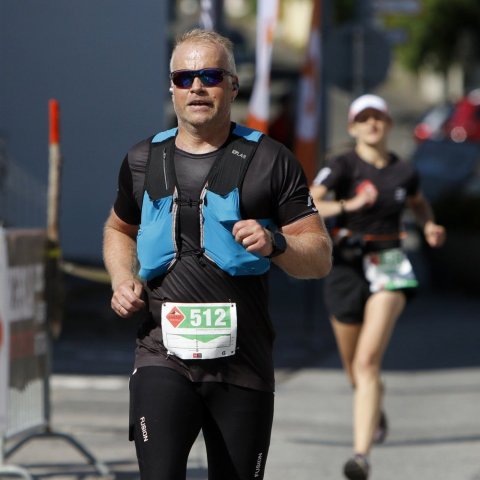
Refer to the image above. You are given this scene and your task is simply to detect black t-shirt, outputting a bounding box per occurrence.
[313,150,420,235]
[113,128,316,392]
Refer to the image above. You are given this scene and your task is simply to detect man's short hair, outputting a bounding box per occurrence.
[170,28,237,75]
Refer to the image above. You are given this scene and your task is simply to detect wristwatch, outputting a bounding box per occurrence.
[267,231,287,258]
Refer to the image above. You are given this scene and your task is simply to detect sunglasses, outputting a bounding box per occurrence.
[354,110,389,123]
[170,68,233,89]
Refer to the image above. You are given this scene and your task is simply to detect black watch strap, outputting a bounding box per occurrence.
[267,231,287,258]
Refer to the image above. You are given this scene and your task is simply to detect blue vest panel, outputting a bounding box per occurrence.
[202,188,272,276]
[137,191,177,281]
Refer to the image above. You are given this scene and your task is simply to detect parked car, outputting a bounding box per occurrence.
[413,102,454,142]
[443,89,480,143]
[410,139,480,293]
[411,139,480,201]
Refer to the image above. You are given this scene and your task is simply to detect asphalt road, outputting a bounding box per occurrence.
[3,265,480,480]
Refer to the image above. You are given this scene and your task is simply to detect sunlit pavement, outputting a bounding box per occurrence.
[4,267,480,480]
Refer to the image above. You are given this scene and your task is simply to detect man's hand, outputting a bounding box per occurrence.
[111,278,146,318]
[232,219,273,257]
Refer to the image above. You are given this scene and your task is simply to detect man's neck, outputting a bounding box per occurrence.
[176,121,232,154]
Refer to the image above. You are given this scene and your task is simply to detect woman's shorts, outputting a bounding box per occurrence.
[323,261,415,325]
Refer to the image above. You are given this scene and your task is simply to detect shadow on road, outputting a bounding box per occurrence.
[53,263,480,376]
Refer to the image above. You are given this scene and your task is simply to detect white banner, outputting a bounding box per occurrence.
[0,228,10,433]
[246,0,279,133]
[199,0,215,30]
[294,0,322,184]
[0,228,47,440]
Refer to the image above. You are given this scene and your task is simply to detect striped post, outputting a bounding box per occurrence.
[46,99,64,339]
[47,99,62,246]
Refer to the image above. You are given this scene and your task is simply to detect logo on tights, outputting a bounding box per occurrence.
[254,452,263,478]
[140,416,148,442]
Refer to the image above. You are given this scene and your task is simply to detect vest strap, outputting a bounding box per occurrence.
[145,135,177,200]
[144,123,263,200]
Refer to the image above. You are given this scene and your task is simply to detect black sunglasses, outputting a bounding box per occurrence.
[354,110,389,123]
[170,68,233,88]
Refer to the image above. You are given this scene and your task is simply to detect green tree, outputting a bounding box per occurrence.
[385,0,480,77]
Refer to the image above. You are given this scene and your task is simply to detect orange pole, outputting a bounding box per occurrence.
[47,99,62,245]
[49,99,60,145]
[46,99,64,339]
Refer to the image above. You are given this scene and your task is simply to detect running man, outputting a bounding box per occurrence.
[103,29,332,480]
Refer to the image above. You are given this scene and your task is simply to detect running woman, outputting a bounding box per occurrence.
[310,94,446,480]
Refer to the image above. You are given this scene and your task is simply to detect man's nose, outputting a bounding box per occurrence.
[190,76,205,90]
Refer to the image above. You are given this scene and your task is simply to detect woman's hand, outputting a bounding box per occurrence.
[344,180,378,212]
[424,221,446,248]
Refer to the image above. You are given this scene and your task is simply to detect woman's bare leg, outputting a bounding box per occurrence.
[352,290,405,454]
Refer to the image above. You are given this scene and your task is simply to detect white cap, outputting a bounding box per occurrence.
[348,94,390,122]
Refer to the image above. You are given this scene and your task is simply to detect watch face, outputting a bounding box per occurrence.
[271,232,287,257]
[275,232,287,250]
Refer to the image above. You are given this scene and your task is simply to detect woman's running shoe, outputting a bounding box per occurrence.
[373,410,388,444]
[343,454,370,480]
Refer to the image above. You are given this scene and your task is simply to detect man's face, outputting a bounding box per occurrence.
[170,41,237,130]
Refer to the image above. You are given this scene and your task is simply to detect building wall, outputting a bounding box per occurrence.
[0,0,169,261]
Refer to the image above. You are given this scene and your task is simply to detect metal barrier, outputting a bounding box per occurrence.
[0,227,111,479]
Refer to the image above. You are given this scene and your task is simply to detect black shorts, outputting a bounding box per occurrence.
[129,366,274,480]
[323,261,414,325]
[323,261,371,324]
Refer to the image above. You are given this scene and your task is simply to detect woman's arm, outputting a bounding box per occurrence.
[407,192,446,248]
[310,183,378,219]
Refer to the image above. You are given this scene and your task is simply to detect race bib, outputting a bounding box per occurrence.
[161,302,237,360]
[363,248,418,293]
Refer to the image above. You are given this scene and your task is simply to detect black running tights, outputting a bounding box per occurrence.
[129,366,274,480]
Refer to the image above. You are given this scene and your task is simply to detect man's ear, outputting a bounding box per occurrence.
[231,78,239,101]
[232,76,239,91]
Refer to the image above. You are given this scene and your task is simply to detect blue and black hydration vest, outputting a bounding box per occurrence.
[137,124,276,281]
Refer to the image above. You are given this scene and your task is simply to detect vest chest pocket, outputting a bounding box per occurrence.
[137,193,177,280]
[202,189,273,276]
